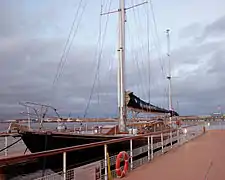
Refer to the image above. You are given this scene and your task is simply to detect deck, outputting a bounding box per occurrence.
[120,130,225,180]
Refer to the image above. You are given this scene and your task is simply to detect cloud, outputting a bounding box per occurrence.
[1,1,225,120]
[0,35,121,119]
[179,23,203,39]
[179,15,225,43]
[201,15,225,40]
[170,42,225,115]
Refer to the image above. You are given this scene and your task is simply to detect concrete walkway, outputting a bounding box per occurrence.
[122,130,225,180]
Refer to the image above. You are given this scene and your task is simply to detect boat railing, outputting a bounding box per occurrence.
[0,125,205,180]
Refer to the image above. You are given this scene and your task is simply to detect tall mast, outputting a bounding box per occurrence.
[101,0,146,132]
[166,29,173,120]
[118,0,126,132]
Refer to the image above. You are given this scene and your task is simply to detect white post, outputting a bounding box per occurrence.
[4,136,8,156]
[104,144,108,180]
[147,136,150,161]
[27,107,31,130]
[151,135,153,160]
[170,130,172,148]
[177,128,180,144]
[85,123,88,132]
[130,139,133,169]
[63,152,66,180]
[161,133,164,154]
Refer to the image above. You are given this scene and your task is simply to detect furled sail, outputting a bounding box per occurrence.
[125,91,179,116]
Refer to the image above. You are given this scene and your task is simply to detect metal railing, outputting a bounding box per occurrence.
[0,125,204,180]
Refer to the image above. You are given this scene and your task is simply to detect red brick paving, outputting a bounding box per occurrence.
[120,130,225,180]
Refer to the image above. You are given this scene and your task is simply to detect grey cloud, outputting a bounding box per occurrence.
[180,15,225,43]
[202,15,225,39]
[170,42,225,115]
[0,35,120,119]
[179,23,203,39]
[153,14,225,115]
[0,0,77,38]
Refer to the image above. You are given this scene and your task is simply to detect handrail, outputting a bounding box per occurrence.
[0,126,191,166]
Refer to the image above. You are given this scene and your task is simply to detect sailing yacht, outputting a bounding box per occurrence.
[15,0,179,172]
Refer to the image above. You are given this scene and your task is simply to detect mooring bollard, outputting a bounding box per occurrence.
[203,126,206,133]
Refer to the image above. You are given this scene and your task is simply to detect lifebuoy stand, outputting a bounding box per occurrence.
[115,151,129,178]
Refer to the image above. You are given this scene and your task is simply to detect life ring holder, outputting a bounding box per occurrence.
[115,151,129,178]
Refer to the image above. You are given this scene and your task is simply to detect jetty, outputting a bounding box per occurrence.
[119,130,225,180]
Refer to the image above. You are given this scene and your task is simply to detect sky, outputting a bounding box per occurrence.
[0,0,225,120]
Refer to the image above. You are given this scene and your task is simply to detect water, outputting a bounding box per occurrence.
[0,122,10,132]
[0,136,27,157]
[205,120,225,130]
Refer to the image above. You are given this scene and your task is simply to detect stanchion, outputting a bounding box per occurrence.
[104,144,108,180]
[161,133,164,154]
[177,129,180,144]
[147,136,150,161]
[4,137,8,157]
[130,139,133,170]
[63,152,66,180]
[151,135,153,160]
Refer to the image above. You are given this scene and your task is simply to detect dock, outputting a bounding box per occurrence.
[121,130,225,180]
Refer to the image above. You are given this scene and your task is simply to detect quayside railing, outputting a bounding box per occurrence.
[0,125,204,180]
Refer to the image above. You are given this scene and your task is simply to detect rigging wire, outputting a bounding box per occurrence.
[136,0,150,101]
[97,4,103,108]
[54,1,88,86]
[144,0,168,109]
[146,0,151,105]
[52,0,84,87]
[135,0,151,101]
[126,22,145,98]
[0,138,22,153]
[130,0,148,100]
[96,0,111,108]
[83,0,112,118]
[149,0,166,78]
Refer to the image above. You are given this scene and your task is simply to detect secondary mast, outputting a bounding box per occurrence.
[166,29,173,122]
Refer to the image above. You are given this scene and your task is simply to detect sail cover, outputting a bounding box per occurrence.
[125,91,179,116]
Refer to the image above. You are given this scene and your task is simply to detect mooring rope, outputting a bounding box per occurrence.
[0,138,22,153]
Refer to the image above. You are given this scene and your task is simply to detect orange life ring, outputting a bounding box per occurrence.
[115,151,129,178]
